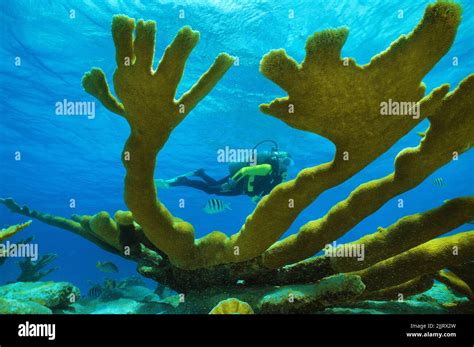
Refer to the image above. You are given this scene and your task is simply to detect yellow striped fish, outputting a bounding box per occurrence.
[203,199,231,214]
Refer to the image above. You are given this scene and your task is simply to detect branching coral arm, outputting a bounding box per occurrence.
[331,196,474,273]
[367,1,462,84]
[263,75,474,268]
[353,231,474,291]
[82,69,125,117]
[82,16,234,267]
[0,197,122,256]
[178,53,235,113]
[0,220,31,242]
[223,1,462,265]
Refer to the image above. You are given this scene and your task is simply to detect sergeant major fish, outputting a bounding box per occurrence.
[432,177,445,187]
[203,199,231,214]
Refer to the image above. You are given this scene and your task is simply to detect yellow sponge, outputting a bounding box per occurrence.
[209,298,254,314]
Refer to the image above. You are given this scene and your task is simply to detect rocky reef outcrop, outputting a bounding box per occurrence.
[0,281,80,314]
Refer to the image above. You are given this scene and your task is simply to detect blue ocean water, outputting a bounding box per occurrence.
[0,0,473,294]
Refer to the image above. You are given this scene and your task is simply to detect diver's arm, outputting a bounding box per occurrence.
[231,164,272,182]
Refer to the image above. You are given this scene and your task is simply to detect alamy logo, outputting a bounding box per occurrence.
[55,98,95,119]
[380,99,420,119]
[323,241,365,261]
[18,321,56,341]
[217,146,257,166]
[0,241,38,261]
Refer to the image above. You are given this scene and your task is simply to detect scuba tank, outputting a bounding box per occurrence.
[228,140,279,175]
[228,151,273,176]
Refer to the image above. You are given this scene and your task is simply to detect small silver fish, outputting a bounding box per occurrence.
[203,199,231,214]
[432,177,445,187]
[96,261,119,273]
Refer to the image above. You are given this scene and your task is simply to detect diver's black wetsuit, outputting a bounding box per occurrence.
[169,166,283,198]
[171,171,237,196]
[163,149,293,200]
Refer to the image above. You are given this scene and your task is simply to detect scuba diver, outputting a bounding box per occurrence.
[155,141,294,203]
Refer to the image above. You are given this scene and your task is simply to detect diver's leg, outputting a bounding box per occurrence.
[168,177,222,194]
[193,169,222,185]
[170,176,242,196]
[155,171,199,189]
[157,171,237,195]
[215,175,232,185]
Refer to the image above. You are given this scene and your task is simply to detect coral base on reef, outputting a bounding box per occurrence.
[1,279,470,315]
[0,282,79,314]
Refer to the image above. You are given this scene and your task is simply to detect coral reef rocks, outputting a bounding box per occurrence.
[0,281,80,309]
